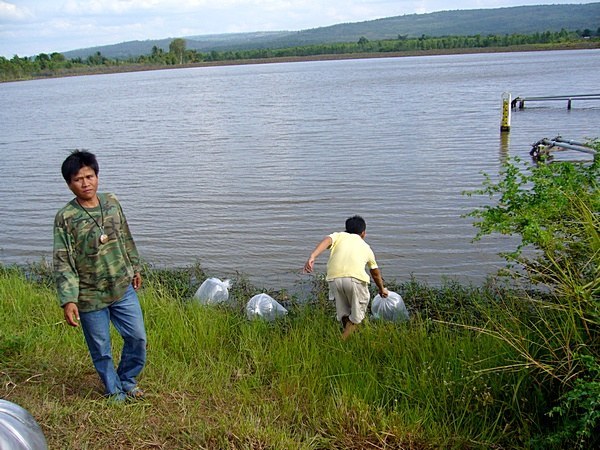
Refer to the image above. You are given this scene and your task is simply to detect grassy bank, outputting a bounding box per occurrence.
[2,264,552,449]
[2,152,597,449]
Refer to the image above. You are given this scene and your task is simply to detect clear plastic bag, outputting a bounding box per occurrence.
[0,399,48,450]
[193,277,231,305]
[246,293,288,321]
[371,291,409,322]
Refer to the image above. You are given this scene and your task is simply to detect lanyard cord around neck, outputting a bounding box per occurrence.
[76,197,105,233]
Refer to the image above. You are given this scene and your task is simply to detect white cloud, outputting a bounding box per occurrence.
[0,1,597,57]
[0,1,31,21]
[62,0,157,15]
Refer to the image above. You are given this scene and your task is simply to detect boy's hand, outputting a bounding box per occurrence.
[304,237,332,273]
[379,288,389,298]
[303,257,315,273]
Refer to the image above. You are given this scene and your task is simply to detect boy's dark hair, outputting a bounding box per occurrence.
[345,215,366,235]
[61,150,99,183]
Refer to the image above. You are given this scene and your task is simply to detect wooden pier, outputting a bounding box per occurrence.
[511,93,600,110]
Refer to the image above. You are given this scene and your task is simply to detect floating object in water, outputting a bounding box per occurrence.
[530,136,596,161]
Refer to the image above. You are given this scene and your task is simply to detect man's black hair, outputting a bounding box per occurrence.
[345,215,366,235]
[61,150,99,183]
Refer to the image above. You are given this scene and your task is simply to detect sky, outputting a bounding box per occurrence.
[0,1,597,58]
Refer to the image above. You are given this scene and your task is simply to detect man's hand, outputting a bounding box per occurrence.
[63,302,80,327]
[132,272,142,290]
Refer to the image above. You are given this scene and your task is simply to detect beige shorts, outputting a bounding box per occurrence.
[328,277,370,324]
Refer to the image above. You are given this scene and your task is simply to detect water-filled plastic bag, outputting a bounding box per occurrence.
[371,291,409,322]
[194,277,231,304]
[246,293,288,321]
[0,399,48,450]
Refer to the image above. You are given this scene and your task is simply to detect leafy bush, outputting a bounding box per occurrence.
[465,147,599,447]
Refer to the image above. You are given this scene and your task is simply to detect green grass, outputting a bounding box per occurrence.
[0,265,556,449]
[6,151,596,448]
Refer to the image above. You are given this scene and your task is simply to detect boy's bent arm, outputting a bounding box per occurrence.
[370,268,388,297]
[304,236,333,273]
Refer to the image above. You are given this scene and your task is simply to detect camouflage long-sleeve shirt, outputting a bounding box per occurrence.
[53,192,141,312]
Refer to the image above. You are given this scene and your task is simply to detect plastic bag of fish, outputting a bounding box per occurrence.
[246,293,287,321]
[193,277,231,305]
[371,291,409,322]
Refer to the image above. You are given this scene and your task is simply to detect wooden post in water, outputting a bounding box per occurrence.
[500,92,511,132]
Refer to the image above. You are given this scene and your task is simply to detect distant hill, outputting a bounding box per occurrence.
[63,3,600,59]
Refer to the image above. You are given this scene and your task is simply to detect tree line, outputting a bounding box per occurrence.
[1,29,598,82]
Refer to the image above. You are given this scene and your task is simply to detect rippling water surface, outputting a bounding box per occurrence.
[1,49,599,289]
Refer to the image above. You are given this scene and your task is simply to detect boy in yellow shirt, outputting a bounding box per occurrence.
[304,215,388,339]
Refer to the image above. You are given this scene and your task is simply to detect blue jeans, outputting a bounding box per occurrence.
[79,285,147,397]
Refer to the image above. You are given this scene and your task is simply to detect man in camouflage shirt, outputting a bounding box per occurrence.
[53,150,146,402]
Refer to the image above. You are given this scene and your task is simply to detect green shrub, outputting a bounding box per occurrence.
[465,147,599,447]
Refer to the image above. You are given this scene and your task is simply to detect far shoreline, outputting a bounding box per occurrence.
[5,41,599,83]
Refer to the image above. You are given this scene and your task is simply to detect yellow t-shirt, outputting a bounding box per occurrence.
[326,232,378,283]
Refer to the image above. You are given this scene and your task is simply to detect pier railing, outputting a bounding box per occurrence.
[511,93,600,110]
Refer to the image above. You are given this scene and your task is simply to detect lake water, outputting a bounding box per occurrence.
[1,49,599,291]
